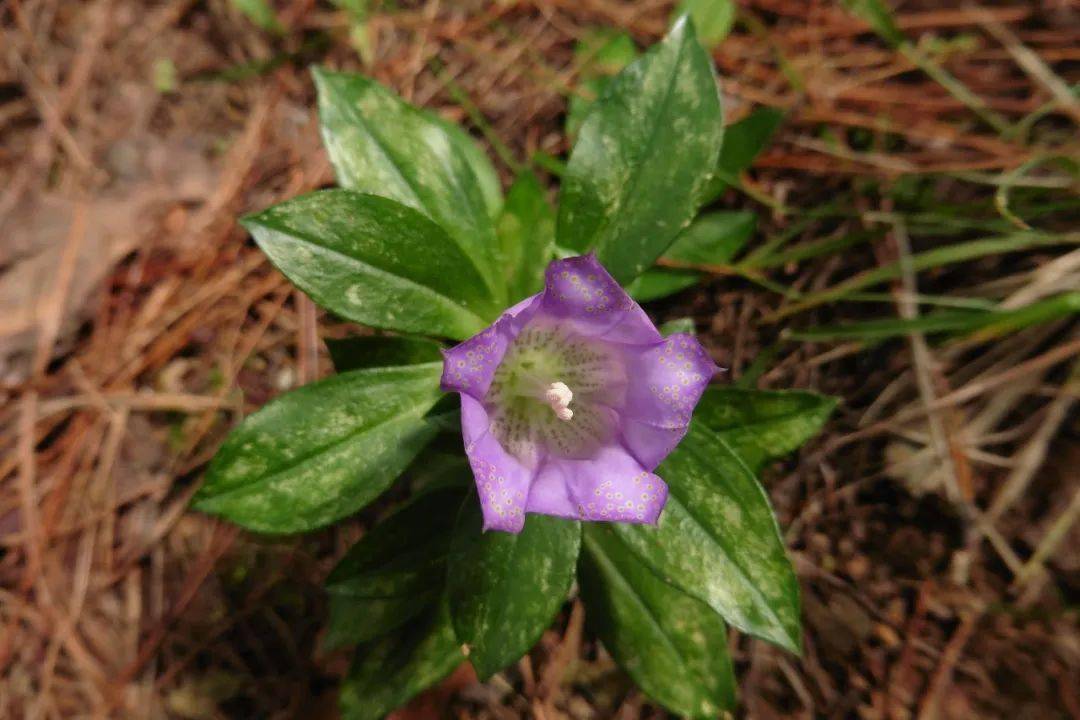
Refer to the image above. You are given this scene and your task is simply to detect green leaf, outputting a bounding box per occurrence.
[694,387,837,471]
[152,58,178,93]
[565,80,604,142]
[330,0,369,17]
[406,445,471,492]
[612,423,802,652]
[420,394,462,435]
[674,0,736,48]
[580,526,736,717]
[438,118,503,221]
[313,68,504,303]
[719,107,784,180]
[193,364,442,533]
[497,171,555,302]
[577,28,639,73]
[325,485,465,648]
[447,504,581,679]
[665,210,756,265]
[702,106,784,201]
[787,293,1080,343]
[326,335,444,373]
[231,0,284,34]
[769,230,1078,321]
[625,211,753,302]
[842,0,905,47]
[243,190,499,340]
[658,317,697,337]
[339,601,464,720]
[626,269,699,302]
[565,31,639,139]
[557,17,724,284]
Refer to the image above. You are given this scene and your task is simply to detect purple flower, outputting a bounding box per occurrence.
[441,255,720,533]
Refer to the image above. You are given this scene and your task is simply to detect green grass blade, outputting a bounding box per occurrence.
[765,231,1079,322]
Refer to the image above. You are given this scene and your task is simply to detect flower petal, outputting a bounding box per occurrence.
[440,294,541,401]
[540,254,661,345]
[461,396,535,532]
[618,419,688,473]
[617,333,718,469]
[536,445,669,525]
[523,459,577,520]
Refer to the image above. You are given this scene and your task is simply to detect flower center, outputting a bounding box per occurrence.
[497,359,577,421]
[484,321,626,464]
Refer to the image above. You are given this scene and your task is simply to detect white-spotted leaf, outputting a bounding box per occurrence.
[193,364,443,533]
[557,17,724,284]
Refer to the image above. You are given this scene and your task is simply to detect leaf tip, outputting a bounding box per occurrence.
[237,213,261,233]
[782,626,805,657]
[188,490,219,516]
[669,11,694,38]
[310,65,354,99]
[309,64,334,84]
[468,656,501,683]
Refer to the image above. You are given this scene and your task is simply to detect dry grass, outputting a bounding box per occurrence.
[1,0,1078,718]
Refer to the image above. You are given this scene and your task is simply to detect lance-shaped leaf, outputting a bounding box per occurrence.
[339,601,465,720]
[665,210,756,265]
[718,107,784,181]
[313,68,504,303]
[658,317,696,337]
[565,30,639,139]
[193,364,442,533]
[580,525,736,718]
[626,210,755,302]
[447,504,581,679]
[438,119,504,222]
[557,16,724,284]
[406,446,472,493]
[626,268,699,302]
[497,171,556,303]
[674,0,736,49]
[232,0,284,34]
[612,422,801,652]
[694,387,837,471]
[243,190,500,340]
[701,106,784,202]
[325,484,465,648]
[326,335,444,373]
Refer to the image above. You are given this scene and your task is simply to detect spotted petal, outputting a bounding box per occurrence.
[536,446,669,524]
[460,396,535,532]
[618,334,719,469]
[440,295,542,401]
[540,255,661,345]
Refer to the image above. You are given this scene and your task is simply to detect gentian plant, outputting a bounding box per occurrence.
[194,17,835,718]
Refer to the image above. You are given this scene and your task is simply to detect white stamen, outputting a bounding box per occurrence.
[544,381,574,421]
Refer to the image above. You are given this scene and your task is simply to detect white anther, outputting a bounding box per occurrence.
[544,381,574,421]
